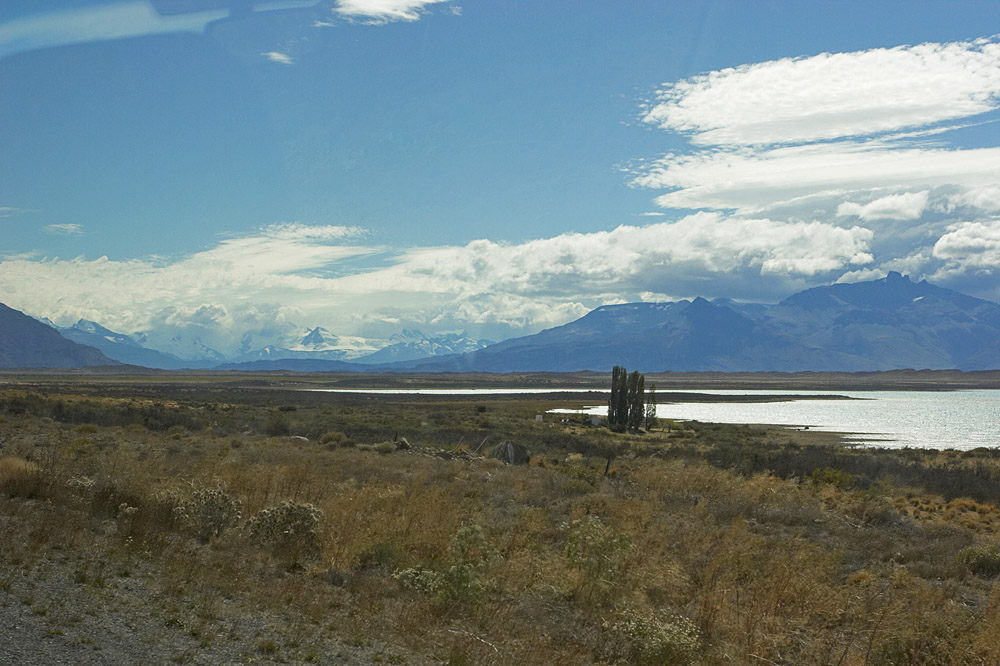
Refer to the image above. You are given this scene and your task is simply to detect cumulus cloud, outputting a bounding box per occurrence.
[334,0,453,24]
[948,186,1000,212]
[933,220,1000,268]
[837,191,930,221]
[346,214,873,298]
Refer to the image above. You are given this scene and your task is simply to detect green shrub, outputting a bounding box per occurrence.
[374,441,397,455]
[262,413,291,437]
[394,524,499,605]
[358,540,402,569]
[560,463,602,488]
[958,545,1000,577]
[320,431,354,448]
[448,524,499,567]
[808,466,856,489]
[562,516,633,604]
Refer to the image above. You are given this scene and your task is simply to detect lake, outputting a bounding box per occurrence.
[304,388,602,395]
[552,389,1000,450]
[304,387,998,450]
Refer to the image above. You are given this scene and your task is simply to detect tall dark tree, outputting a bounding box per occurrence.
[608,365,630,427]
[609,366,649,431]
[626,370,644,431]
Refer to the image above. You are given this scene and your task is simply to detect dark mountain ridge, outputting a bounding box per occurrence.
[0,304,118,369]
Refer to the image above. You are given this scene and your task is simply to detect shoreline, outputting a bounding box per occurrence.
[2,367,999,392]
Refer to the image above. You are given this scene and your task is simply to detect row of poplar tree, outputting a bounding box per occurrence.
[607,365,657,431]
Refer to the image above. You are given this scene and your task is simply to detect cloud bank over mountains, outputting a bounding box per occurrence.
[2,35,998,353]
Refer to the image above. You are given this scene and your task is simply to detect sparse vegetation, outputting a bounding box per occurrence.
[1,375,1000,664]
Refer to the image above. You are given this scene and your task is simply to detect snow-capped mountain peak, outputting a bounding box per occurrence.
[297,326,340,350]
[71,319,138,347]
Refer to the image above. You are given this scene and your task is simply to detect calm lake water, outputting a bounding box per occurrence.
[305,388,601,395]
[305,387,998,450]
[554,390,1000,450]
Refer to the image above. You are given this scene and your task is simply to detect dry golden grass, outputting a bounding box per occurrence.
[2,383,1000,665]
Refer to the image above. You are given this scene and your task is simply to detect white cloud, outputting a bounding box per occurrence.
[0,223,378,340]
[932,220,1000,268]
[0,251,38,261]
[948,186,1000,212]
[631,36,1000,305]
[837,190,930,221]
[262,51,294,65]
[0,206,34,218]
[0,215,876,353]
[259,222,364,240]
[42,223,84,234]
[924,220,1000,301]
[633,142,1000,214]
[333,0,452,24]
[836,267,894,284]
[642,38,1000,146]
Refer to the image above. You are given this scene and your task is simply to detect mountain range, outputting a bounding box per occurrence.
[59,320,193,369]
[396,272,1000,373]
[1,272,997,371]
[0,304,117,369]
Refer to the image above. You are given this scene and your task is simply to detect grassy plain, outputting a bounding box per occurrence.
[1,371,999,665]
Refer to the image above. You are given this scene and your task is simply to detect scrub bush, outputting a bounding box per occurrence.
[176,487,242,544]
[245,500,324,564]
[605,608,699,666]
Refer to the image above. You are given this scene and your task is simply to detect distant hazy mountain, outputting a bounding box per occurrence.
[231,326,381,363]
[213,358,366,372]
[401,273,1000,373]
[217,330,491,371]
[130,330,226,364]
[0,304,118,369]
[58,320,193,369]
[353,330,493,364]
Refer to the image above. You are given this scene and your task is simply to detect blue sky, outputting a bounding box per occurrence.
[1,1,999,356]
